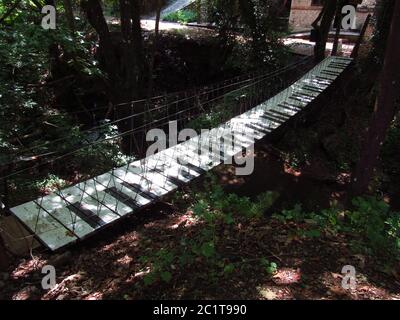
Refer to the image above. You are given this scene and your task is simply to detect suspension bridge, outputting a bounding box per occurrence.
[160,0,196,17]
[6,56,352,251]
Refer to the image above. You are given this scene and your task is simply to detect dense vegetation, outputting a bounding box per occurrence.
[0,0,399,300]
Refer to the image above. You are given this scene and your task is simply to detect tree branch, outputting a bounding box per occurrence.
[0,0,22,24]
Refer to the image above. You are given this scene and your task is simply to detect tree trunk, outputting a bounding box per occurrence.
[331,1,345,56]
[147,0,162,98]
[351,0,400,196]
[238,0,266,63]
[129,0,146,98]
[312,0,338,62]
[62,0,75,33]
[81,0,120,95]
[81,0,146,154]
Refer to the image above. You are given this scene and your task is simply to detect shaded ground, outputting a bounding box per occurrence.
[1,143,399,300]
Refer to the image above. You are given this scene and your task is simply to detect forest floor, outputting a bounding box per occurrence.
[1,145,399,300]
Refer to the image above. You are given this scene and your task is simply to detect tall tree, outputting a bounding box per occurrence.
[80,0,145,103]
[351,0,400,196]
[312,0,338,62]
[331,0,347,56]
[62,0,75,33]
[238,0,281,67]
[80,0,146,153]
[147,0,162,98]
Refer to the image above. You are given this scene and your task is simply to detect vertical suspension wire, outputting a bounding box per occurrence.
[129,102,134,159]
[56,185,77,232]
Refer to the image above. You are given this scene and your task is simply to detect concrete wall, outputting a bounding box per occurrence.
[289,0,376,31]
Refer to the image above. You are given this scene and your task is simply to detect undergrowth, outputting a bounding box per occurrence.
[138,173,280,286]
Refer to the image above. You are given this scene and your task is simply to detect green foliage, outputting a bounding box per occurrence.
[187,100,236,131]
[260,258,278,275]
[71,122,130,175]
[194,173,279,220]
[6,173,68,205]
[273,197,400,262]
[207,0,290,71]
[140,248,175,285]
[0,6,117,205]
[348,197,399,255]
[0,7,101,154]
[381,121,400,189]
[163,9,198,24]
[187,87,256,132]
[32,174,67,193]
[223,263,235,275]
[139,173,279,286]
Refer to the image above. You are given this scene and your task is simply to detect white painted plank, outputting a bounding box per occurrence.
[75,179,134,216]
[37,194,95,238]
[113,167,172,197]
[95,173,152,207]
[11,202,78,250]
[60,184,124,222]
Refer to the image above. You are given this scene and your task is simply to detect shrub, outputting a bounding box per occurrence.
[163,9,198,24]
[273,197,400,262]
[138,173,280,286]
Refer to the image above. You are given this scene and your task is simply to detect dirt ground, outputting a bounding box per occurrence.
[1,142,399,300]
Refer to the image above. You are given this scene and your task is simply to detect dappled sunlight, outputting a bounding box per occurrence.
[116,254,134,266]
[10,258,46,280]
[144,211,200,230]
[125,268,151,285]
[257,285,294,300]
[141,19,189,31]
[272,268,302,285]
[100,232,141,253]
[283,163,302,177]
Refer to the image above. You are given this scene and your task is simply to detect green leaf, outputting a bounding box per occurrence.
[223,263,235,274]
[260,258,270,266]
[201,242,215,258]
[143,273,157,286]
[266,262,278,275]
[305,229,321,238]
[160,271,172,283]
[224,214,234,225]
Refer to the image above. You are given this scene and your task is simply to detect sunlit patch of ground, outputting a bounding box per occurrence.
[141,19,189,31]
[2,183,399,300]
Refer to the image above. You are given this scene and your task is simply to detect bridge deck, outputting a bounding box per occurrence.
[10,56,352,251]
[161,0,196,16]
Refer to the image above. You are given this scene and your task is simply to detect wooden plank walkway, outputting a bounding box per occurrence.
[10,56,352,251]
